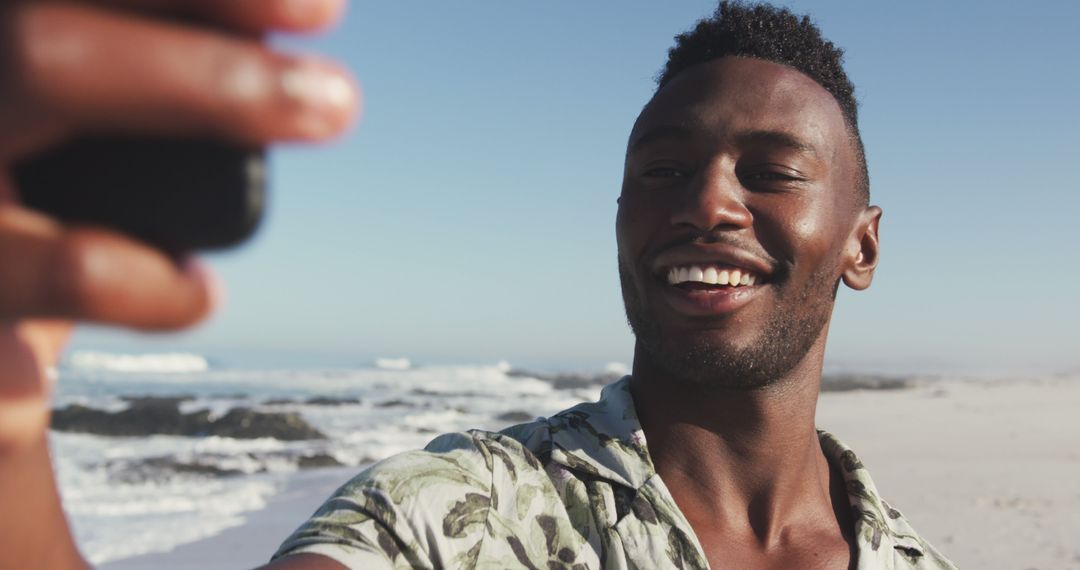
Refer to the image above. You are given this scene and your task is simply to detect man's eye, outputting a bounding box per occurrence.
[744,171,797,181]
[642,167,686,178]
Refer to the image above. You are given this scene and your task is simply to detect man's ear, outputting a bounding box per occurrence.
[841,206,882,291]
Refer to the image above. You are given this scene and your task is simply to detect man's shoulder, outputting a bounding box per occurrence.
[271,381,640,567]
[356,421,555,493]
[356,379,635,493]
[270,421,564,567]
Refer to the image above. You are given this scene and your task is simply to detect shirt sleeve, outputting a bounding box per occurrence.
[271,432,496,570]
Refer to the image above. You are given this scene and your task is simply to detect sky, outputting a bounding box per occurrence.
[73,1,1080,375]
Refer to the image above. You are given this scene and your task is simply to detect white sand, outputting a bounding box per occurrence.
[100,375,1080,569]
[817,375,1080,569]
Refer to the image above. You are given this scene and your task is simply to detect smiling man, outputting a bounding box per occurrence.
[265,3,956,570]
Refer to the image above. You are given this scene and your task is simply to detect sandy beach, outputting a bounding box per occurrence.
[98,466,361,570]
[817,374,1080,569]
[99,374,1080,569]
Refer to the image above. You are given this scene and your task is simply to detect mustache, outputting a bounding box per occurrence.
[647,230,781,273]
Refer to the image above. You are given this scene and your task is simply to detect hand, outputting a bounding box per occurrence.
[0,1,359,567]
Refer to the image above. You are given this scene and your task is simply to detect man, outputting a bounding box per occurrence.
[0,2,954,570]
[267,3,955,569]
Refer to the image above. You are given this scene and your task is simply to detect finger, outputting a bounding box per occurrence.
[2,3,360,148]
[92,0,349,34]
[0,205,220,329]
[0,323,49,430]
[0,321,71,453]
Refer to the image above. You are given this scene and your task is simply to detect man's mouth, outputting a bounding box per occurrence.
[664,264,760,288]
[642,242,775,316]
[653,263,766,317]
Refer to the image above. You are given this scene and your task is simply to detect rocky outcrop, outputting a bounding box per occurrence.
[508,369,621,390]
[304,396,362,406]
[262,396,362,406]
[297,453,344,469]
[51,399,326,440]
[496,410,535,423]
[208,408,326,440]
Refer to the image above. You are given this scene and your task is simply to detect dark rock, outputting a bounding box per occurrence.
[205,408,326,440]
[409,388,484,398]
[305,396,362,406]
[51,404,326,440]
[375,399,413,408]
[51,403,209,437]
[107,456,244,483]
[297,453,344,469]
[262,398,300,406]
[120,395,196,408]
[265,396,361,406]
[821,374,914,392]
[409,388,441,397]
[508,369,620,390]
[496,410,535,423]
[549,373,617,390]
[209,393,250,400]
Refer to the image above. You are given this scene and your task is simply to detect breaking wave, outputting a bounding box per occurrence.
[65,351,210,374]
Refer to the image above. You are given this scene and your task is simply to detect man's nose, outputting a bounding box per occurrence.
[669,166,752,231]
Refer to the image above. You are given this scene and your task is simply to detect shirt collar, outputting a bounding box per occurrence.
[546,376,932,564]
[547,376,655,489]
[819,430,929,563]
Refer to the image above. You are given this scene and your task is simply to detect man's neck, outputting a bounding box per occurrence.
[629,340,847,548]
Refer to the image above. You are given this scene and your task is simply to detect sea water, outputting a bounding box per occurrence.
[52,351,616,564]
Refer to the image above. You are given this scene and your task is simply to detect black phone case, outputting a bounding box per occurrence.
[13,136,267,254]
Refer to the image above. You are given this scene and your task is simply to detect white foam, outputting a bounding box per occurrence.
[52,433,281,564]
[375,357,411,370]
[66,351,210,374]
[604,361,630,376]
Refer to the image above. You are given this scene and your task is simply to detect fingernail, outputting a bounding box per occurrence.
[280,60,358,138]
[281,61,356,111]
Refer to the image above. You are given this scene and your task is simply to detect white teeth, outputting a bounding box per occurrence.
[664,265,761,287]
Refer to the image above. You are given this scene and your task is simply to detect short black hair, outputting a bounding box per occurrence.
[658,1,869,202]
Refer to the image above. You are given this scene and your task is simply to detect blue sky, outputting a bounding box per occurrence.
[74,1,1080,374]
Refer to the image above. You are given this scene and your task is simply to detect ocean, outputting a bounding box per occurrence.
[51,351,619,564]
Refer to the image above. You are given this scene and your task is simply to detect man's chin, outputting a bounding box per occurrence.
[641,336,783,391]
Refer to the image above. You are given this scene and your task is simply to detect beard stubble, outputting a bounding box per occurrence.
[618,258,837,391]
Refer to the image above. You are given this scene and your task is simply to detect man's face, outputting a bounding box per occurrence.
[617,56,872,390]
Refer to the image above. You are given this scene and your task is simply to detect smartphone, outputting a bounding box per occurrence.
[13,136,267,254]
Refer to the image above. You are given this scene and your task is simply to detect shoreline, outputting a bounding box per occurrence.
[99,375,1080,569]
[99,465,363,570]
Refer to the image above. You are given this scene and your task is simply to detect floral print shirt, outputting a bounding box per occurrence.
[273,377,956,569]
